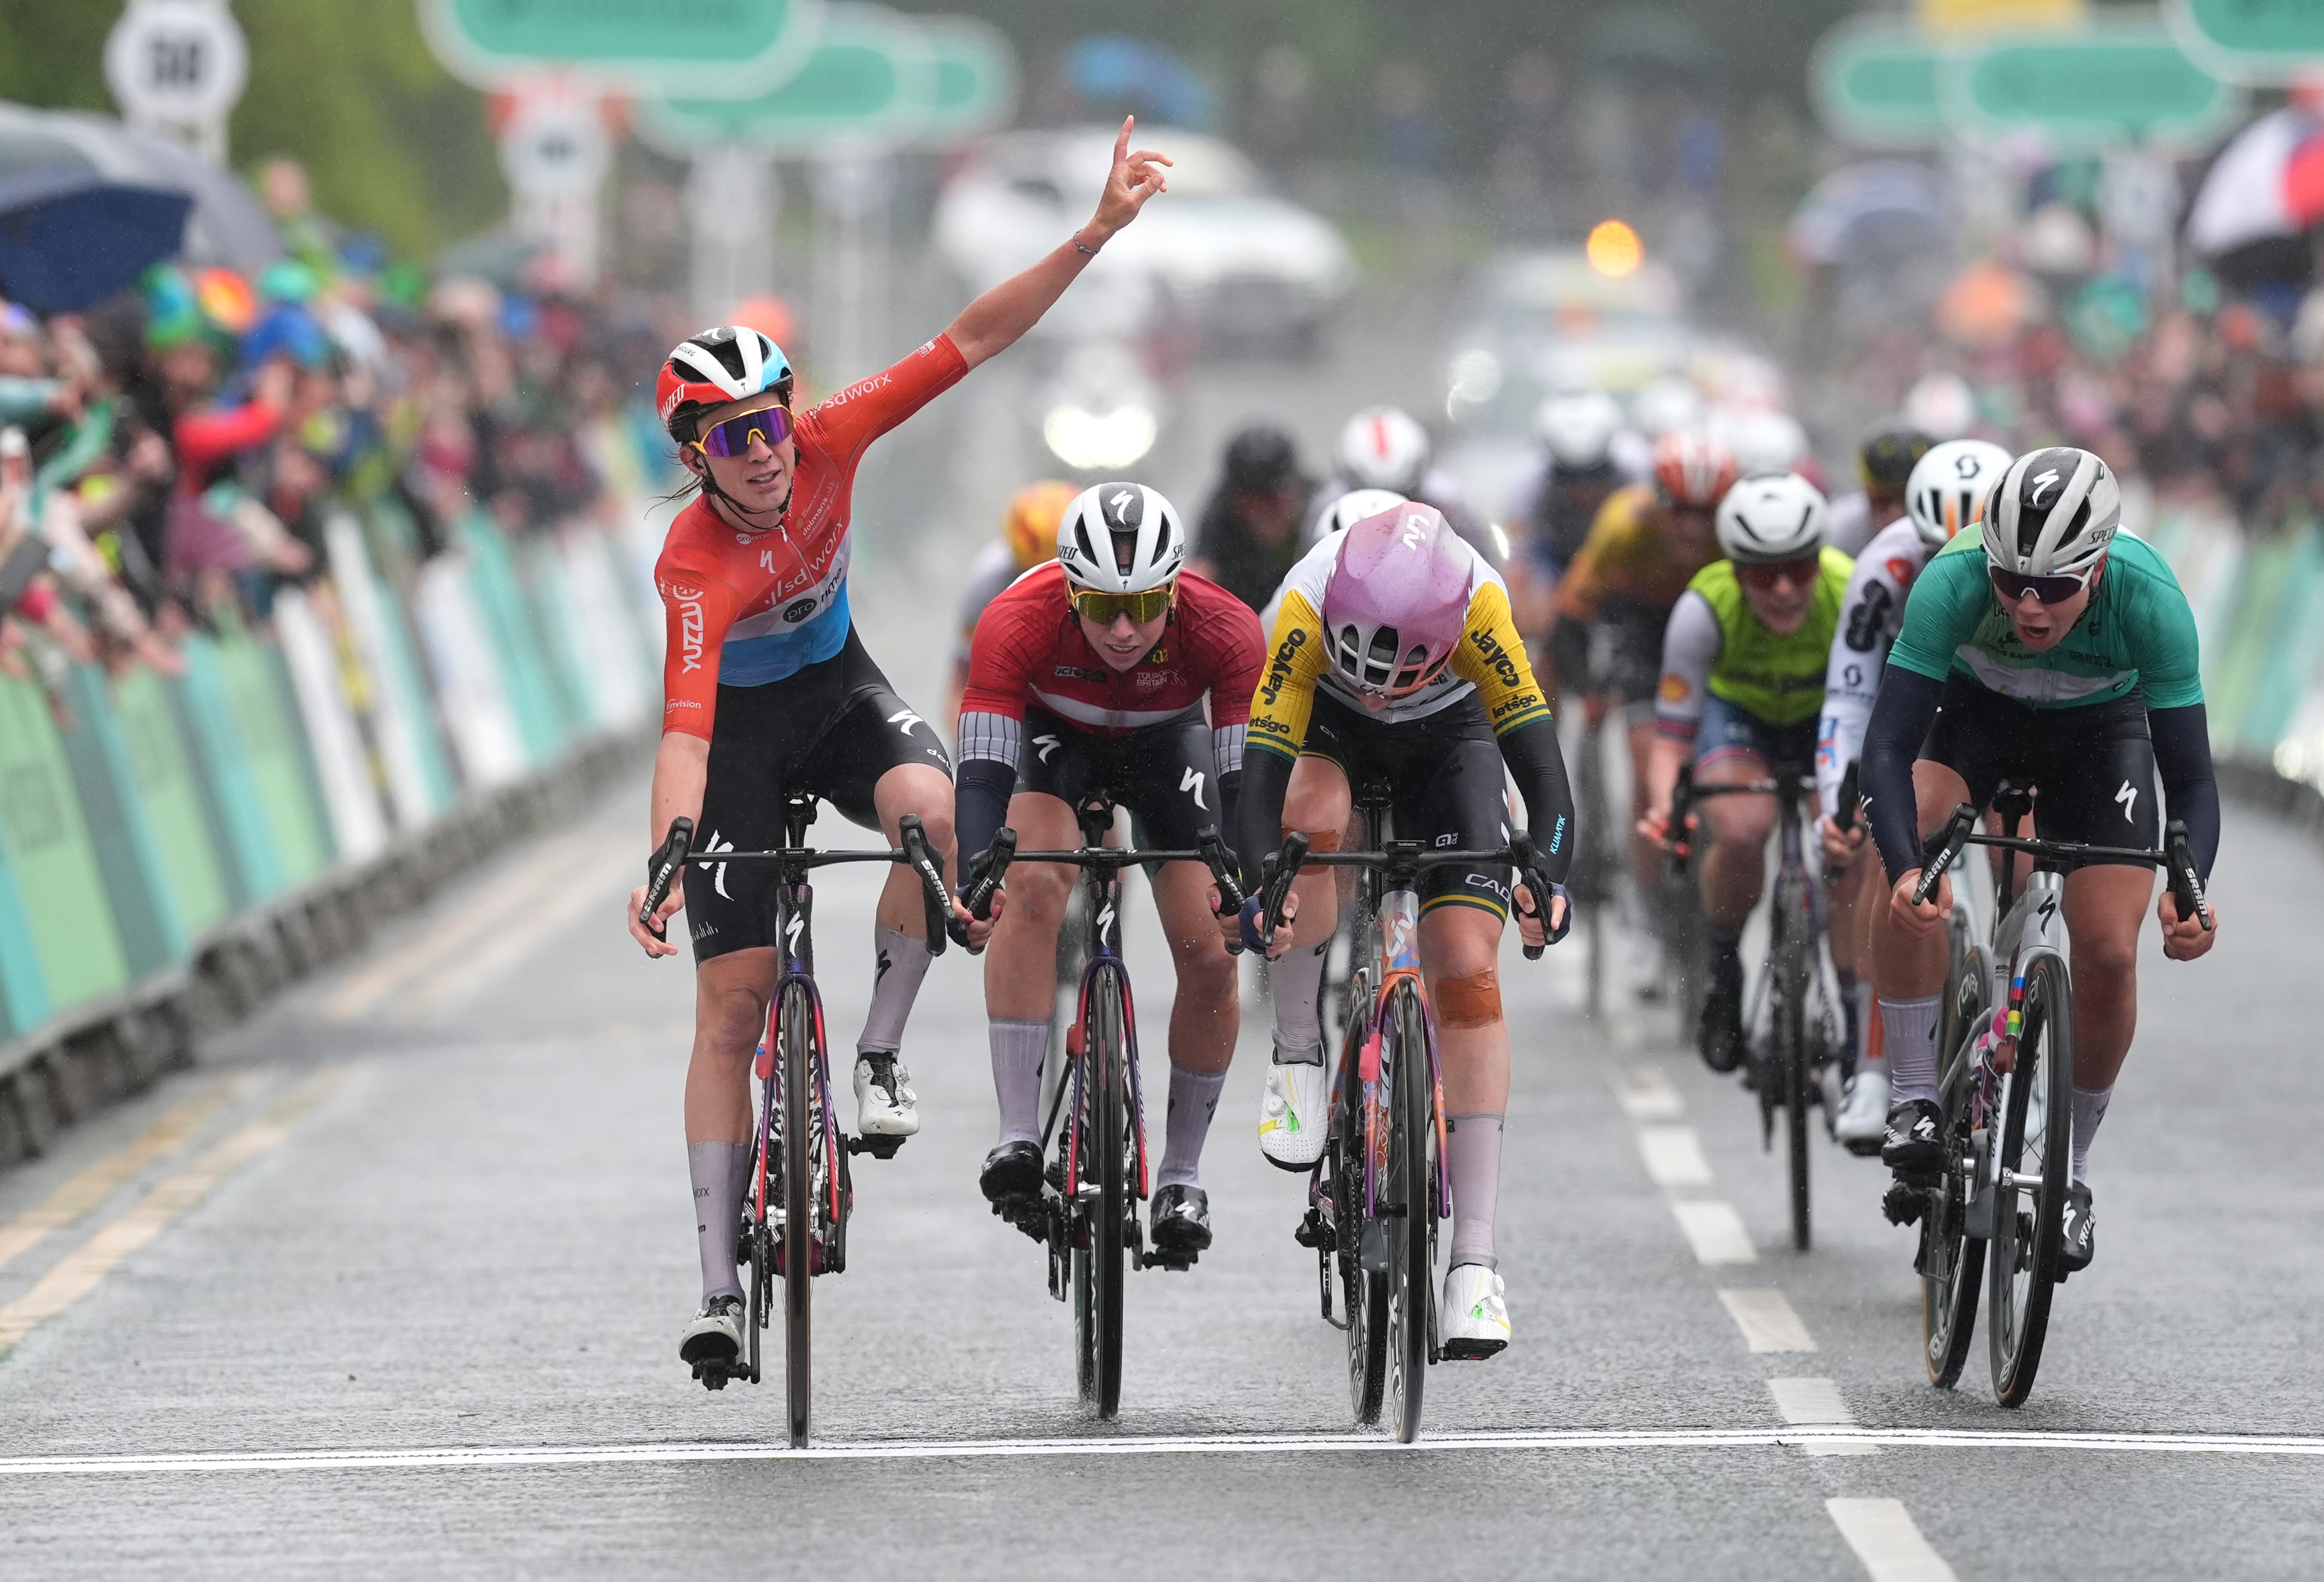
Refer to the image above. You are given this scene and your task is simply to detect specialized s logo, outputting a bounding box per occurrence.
[1181,767,1207,809]
[1467,626,1522,692]
[1258,628,1307,708]
[1106,487,1143,528]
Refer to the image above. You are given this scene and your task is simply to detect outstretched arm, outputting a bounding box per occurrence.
[944,117,1170,369]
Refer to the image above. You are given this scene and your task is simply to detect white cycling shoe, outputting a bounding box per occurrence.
[678,1294,745,1367]
[1258,1056,1329,1170]
[1835,1065,1890,1156]
[854,1052,919,1137]
[1441,1264,1511,1360]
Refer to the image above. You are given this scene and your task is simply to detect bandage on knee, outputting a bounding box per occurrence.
[1435,968,1502,1029]
[1285,823,1340,876]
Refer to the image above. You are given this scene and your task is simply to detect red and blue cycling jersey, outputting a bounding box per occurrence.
[654,334,968,738]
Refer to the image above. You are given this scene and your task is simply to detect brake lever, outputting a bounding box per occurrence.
[897,813,952,956]
[1256,832,1309,949]
[1197,826,1247,955]
[2164,819,2213,933]
[639,816,695,942]
[1510,832,1561,960]
[1913,803,1978,908]
[955,829,1016,956]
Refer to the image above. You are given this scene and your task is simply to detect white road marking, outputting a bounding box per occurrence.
[1718,1289,1815,1352]
[1770,1378,1879,1457]
[0,1074,251,1275]
[3,1426,2322,1476]
[1827,1498,1958,1581]
[1612,1064,1681,1119]
[1670,1199,1758,1264]
[1637,1125,1712,1186]
[0,1069,353,1360]
[395,844,638,1018]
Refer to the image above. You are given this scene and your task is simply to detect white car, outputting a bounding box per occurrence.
[934,124,1355,353]
[1441,249,1691,432]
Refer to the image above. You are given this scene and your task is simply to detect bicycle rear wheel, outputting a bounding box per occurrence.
[777,979,818,1447]
[1988,953,2071,1407]
[1071,967,1130,1417]
[1773,880,1814,1252]
[1383,982,1439,1443]
[1921,947,1989,1389]
[1327,991,1386,1425]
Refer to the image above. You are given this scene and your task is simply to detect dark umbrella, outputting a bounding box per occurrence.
[0,102,281,273]
[0,165,190,313]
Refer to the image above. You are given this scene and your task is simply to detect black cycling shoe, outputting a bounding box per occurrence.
[1149,1183,1212,1258]
[980,1139,1044,1205]
[2057,1180,2095,1277]
[1697,950,1746,1074]
[1880,1098,1944,1179]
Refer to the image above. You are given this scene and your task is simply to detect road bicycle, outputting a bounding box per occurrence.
[969,800,1244,1419]
[1898,784,2209,1407]
[1564,706,1616,1019]
[1267,789,1563,1443]
[638,798,976,1446]
[1667,759,1845,1252]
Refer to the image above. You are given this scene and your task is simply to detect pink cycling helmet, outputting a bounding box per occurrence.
[1320,502,1473,697]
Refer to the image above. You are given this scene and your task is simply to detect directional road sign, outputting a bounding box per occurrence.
[1813,18,1948,150]
[2168,0,2324,83]
[638,3,938,155]
[1943,22,2242,151]
[420,0,825,97]
[916,16,1020,145]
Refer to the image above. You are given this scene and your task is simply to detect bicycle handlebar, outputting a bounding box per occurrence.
[1252,832,1566,958]
[640,816,968,958]
[960,826,1253,953]
[1910,801,2214,932]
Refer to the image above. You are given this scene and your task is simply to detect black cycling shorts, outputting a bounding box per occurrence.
[1592,598,1669,707]
[1919,675,2158,864]
[1016,705,1223,852]
[685,629,953,962]
[1299,691,1513,919]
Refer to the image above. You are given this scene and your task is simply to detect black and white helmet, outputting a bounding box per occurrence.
[1056,482,1185,594]
[1982,446,2120,578]
[1715,472,1828,564]
[1904,439,2013,552]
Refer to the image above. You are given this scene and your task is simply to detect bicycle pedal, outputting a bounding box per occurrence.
[1293,1208,1335,1251]
[1141,1249,1199,1272]
[846,1134,905,1160]
[1881,1180,1926,1227]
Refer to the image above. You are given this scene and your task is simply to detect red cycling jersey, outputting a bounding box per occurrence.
[655,333,969,738]
[959,561,1262,737]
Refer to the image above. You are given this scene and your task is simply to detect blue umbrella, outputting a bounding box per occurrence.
[0,164,191,313]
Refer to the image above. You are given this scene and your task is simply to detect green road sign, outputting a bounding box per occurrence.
[2170,0,2324,81]
[640,2,937,153]
[917,16,1019,145]
[1813,19,1948,150]
[1944,23,2241,151]
[420,0,825,96]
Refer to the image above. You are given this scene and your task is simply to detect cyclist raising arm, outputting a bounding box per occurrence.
[629,118,1170,1375]
[1863,447,2220,1276]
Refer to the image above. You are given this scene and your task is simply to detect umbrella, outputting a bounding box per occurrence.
[2185,107,2324,259]
[1787,161,1949,268]
[0,101,280,272]
[0,165,190,313]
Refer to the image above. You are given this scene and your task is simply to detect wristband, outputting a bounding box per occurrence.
[1072,230,1098,256]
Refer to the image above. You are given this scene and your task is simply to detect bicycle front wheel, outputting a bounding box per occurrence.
[1383,982,1439,1443]
[1921,945,1988,1389]
[1327,988,1386,1425]
[1071,966,1130,1417]
[1988,953,2072,1407]
[1773,884,1814,1253]
[777,979,818,1447]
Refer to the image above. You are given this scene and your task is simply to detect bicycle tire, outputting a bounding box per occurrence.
[1988,952,2072,1407]
[1774,876,1814,1253]
[1329,984,1386,1424]
[1071,967,1130,1417]
[778,979,816,1447]
[1383,982,1438,1443]
[1921,946,1989,1389]
[745,1068,774,1389]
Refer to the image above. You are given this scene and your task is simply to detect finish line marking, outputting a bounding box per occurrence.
[4,1426,2323,1476]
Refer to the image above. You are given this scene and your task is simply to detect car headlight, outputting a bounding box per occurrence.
[1042,403,1159,472]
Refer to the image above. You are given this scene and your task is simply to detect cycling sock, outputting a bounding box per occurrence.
[1270,941,1329,1063]
[989,1018,1047,1145]
[856,923,931,1058]
[1882,994,1941,1104]
[1157,1064,1229,1189]
[2070,1083,2113,1183]
[1446,1113,1504,1270]
[1852,977,1877,1073]
[689,1140,751,1304]
[1835,968,1862,1073]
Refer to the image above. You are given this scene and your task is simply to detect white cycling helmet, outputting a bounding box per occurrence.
[1535,389,1623,469]
[1630,375,1703,438]
[1337,406,1431,494]
[1982,446,2120,579]
[1310,487,1407,545]
[1056,481,1186,593]
[1904,439,2013,552]
[1716,472,1829,565]
[1726,410,1810,478]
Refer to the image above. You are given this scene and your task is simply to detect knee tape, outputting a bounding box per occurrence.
[1285,823,1340,876]
[1436,968,1502,1030]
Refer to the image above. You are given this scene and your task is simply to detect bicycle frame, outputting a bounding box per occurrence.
[1342,800,1452,1229]
[1057,804,1151,1221]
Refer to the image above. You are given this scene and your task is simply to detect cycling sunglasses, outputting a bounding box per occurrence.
[1989,565,2092,606]
[1736,555,1821,591]
[1069,586,1174,624]
[696,404,794,458]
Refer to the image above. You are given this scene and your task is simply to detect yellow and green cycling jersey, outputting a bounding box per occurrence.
[1654,548,1853,733]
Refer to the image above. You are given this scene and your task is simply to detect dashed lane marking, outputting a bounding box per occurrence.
[1718,1288,1816,1353]
[1611,1064,1681,1120]
[1770,1378,1880,1458]
[0,1074,252,1276]
[0,1068,354,1361]
[1827,1498,1958,1582]
[2,1426,2320,1475]
[1670,1199,1758,1264]
[1636,1125,1713,1186]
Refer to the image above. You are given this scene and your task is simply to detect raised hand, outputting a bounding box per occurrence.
[1089,115,1171,240]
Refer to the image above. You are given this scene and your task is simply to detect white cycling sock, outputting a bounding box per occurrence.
[2070,1083,2112,1184]
[1882,994,1941,1104]
[1447,1114,1504,1269]
[1270,941,1328,1062]
[1157,1065,1229,1189]
[989,1018,1047,1146]
[689,1140,751,1304]
[856,923,931,1057]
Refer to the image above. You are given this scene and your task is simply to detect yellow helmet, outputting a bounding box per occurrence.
[1005,479,1078,571]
